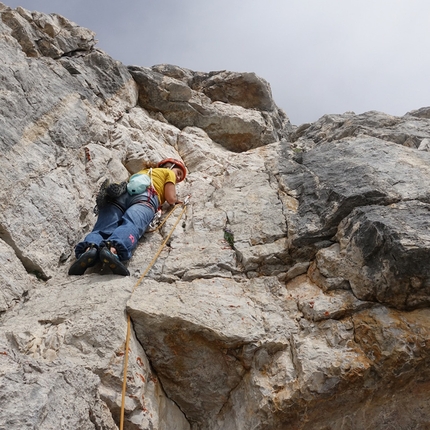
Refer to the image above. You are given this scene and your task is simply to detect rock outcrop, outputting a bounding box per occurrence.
[128,65,290,153]
[0,3,429,430]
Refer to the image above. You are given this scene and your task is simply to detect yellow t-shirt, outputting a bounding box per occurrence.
[137,168,176,204]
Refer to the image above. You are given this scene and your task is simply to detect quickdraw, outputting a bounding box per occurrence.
[147,194,191,232]
[148,208,163,230]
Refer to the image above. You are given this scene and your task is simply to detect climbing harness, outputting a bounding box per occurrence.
[119,195,190,430]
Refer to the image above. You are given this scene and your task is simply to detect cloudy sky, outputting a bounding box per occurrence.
[5,0,430,125]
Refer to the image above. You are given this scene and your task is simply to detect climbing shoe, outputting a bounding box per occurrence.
[100,246,130,276]
[68,245,98,276]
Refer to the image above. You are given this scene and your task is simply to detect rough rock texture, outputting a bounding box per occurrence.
[1,3,430,430]
[128,65,290,152]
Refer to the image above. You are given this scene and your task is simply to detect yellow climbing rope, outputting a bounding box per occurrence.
[119,197,190,430]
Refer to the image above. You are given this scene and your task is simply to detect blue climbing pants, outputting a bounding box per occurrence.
[75,191,159,261]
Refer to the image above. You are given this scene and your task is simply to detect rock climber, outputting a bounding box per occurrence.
[68,158,187,276]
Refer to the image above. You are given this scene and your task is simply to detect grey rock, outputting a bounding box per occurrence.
[128,65,291,152]
[0,239,37,312]
[336,200,430,310]
[1,5,96,58]
[127,277,297,427]
[0,341,117,430]
[0,276,189,429]
[406,106,430,119]
[280,137,430,255]
[310,199,430,311]
[190,70,276,111]
[0,8,137,280]
[291,110,430,150]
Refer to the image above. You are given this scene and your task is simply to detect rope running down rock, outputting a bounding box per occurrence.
[119,196,190,430]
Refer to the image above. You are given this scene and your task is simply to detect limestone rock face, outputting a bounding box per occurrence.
[334,201,430,310]
[128,65,291,152]
[281,137,430,250]
[291,110,430,150]
[0,3,96,58]
[1,4,430,430]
